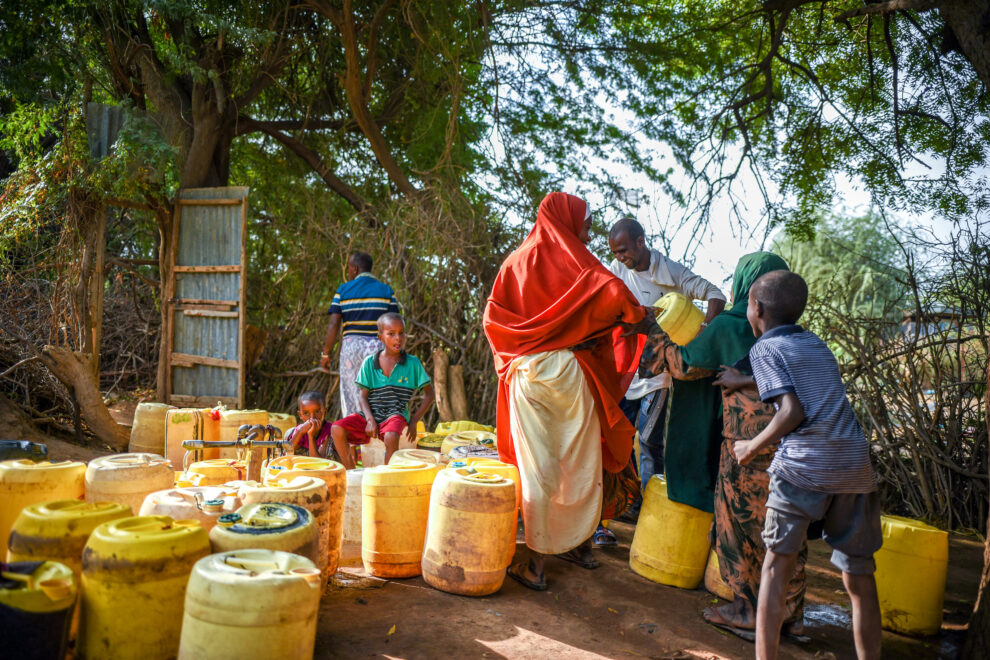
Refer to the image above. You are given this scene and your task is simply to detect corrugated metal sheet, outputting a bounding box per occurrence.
[169,187,248,405]
[86,103,123,161]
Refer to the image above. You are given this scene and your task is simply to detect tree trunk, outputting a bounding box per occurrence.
[449,364,469,420]
[938,1,990,91]
[40,346,129,451]
[962,359,990,658]
[432,348,453,422]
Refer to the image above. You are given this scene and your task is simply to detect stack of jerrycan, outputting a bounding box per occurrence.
[653,292,705,346]
[80,516,211,660]
[422,467,516,596]
[239,476,334,586]
[629,476,712,589]
[362,461,441,577]
[178,550,321,660]
[0,560,77,660]
[874,515,949,635]
[7,500,131,639]
[85,453,173,515]
[165,407,221,475]
[340,468,365,566]
[127,402,175,455]
[261,456,346,576]
[139,486,241,533]
[0,459,86,559]
[209,503,321,573]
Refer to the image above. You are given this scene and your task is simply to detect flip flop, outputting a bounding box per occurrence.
[593,525,618,547]
[555,548,600,569]
[782,620,810,643]
[506,562,547,591]
[703,605,756,642]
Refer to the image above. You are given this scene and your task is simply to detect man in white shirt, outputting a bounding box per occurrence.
[608,218,726,522]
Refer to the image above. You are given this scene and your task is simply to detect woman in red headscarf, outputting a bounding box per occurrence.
[484,191,655,590]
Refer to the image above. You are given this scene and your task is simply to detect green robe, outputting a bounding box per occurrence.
[663,252,789,512]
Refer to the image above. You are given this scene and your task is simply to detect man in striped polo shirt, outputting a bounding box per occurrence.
[319,251,400,417]
[734,270,881,660]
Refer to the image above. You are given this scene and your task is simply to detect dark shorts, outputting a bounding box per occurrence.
[330,413,407,445]
[763,473,882,574]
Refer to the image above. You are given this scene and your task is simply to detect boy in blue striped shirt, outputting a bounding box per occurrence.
[736,270,881,660]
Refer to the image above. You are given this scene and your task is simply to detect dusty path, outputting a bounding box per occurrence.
[318,524,981,660]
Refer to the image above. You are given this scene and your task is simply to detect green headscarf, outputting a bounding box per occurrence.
[679,251,790,371]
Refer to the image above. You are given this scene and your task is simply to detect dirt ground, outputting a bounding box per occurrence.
[5,399,983,660]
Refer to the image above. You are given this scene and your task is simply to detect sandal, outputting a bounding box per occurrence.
[593,524,618,547]
[555,548,600,570]
[506,561,547,591]
[703,605,756,642]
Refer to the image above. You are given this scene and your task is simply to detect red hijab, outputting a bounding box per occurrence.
[483,192,645,473]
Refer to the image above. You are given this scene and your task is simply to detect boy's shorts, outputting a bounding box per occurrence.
[331,413,407,445]
[763,473,882,575]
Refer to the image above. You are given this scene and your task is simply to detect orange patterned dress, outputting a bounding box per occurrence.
[643,333,806,618]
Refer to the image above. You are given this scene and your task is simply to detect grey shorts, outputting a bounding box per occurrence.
[763,473,882,574]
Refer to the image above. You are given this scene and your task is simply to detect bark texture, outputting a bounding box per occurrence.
[962,358,990,658]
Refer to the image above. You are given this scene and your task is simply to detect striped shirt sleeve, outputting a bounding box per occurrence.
[328,291,343,316]
[750,343,796,403]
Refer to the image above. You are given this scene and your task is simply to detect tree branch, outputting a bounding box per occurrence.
[836,0,937,21]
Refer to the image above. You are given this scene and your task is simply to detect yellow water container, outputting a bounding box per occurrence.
[875,515,949,636]
[654,292,705,346]
[434,420,494,435]
[80,516,210,660]
[629,476,712,589]
[422,469,516,596]
[139,486,240,533]
[174,470,206,487]
[239,476,334,584]
[362,461,441,578]
[0,459,86,560]
[360,438,386,467]
[267,412,298,442]
[218,409,269,459]
[128,402,175,455]
[178,550,321,660]
[0,559,77,660]
[390,448,448,466]
[85,453,174,514]
[340,468,365,566]
[164,408,220,471]
[440,431,497,456]
[467,459,521,512]
[209,503,320,572]
[187,458,246,485]
[262,455,344,489]
[703,549,734,601]
[416,434,445,452]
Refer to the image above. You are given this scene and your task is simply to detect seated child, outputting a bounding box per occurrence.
[736,270,882,660]
[284,391,345,461]
[327,313,435,467]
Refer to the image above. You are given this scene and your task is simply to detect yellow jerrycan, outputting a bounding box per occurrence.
[267,412,298,442]
[653,292,705,346]
[362,461,441,578]
[465,459,521,512]
[416,434,445,452]
[178,549,321,660]
[440,431,497,456]
[874,515,948,635]
[218,409,269,459]
[423,469,517,596]
[434,420,494,435]
[164,408,220,471]
[0,559,77,660]
[139,486,240,533]
[340,468,365,566]
[390,448,448,466]
[128,402,175,455]
[703,549,734,601]
[0,459,86,559]
[209,503,320,572]
[84,453,174,514]
[173,470,206,487]
[80,516,210,660]
[629,476,712,589]
[359,438,386,467]
[239,476,334,585]
[187,458,246,485]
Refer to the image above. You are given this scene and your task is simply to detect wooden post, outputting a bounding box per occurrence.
[449,364,468,421]
[432,348,453,422]
[88,210,106,377]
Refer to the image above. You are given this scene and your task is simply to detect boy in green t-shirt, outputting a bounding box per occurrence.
[326,313,435,466]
